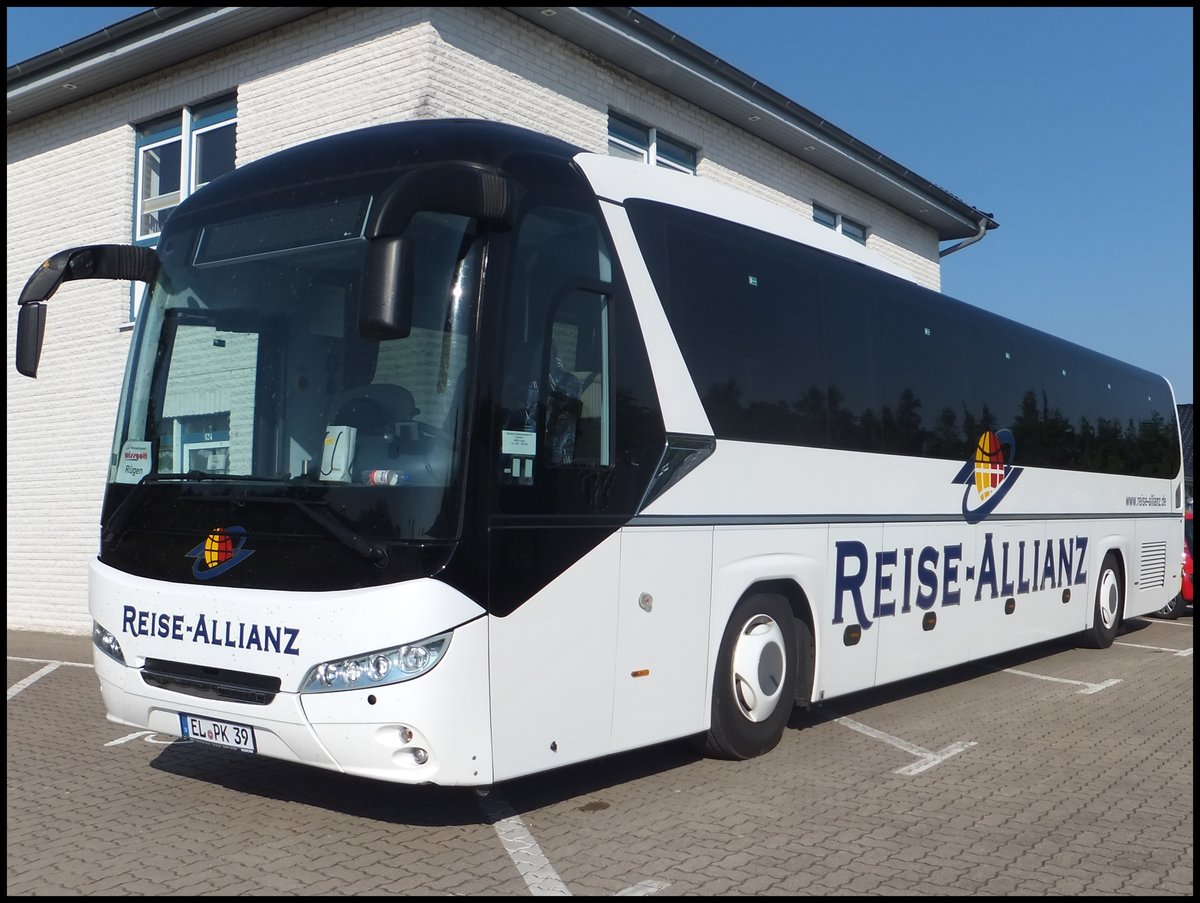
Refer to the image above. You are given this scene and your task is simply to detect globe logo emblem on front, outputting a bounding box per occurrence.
[952,429,1023,524]
[186,526,255,580]
[205,530,234,568]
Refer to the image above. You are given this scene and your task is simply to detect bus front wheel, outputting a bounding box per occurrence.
[701,593,797,760]
[1083,552,1123,649]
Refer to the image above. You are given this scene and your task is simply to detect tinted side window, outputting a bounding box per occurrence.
[627,199,1179,477]
[819,263,881,453]
[627,201,828,447]
[877,290,972,460]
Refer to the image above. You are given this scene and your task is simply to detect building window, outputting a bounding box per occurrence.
[607,111,697,174]
[130,95,236,321]
[135,95,237,244]
[841,217,867,245]
[812,202,868,245]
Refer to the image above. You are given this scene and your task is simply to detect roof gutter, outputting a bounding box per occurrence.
[7,8,239,108]
[939,218,990,258]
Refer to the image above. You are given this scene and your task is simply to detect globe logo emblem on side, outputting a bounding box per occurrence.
[974,430,1007,501]
[952,429,1023,524]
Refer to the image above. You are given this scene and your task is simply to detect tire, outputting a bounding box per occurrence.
[1155,593,1184,620]
[701,593,798,760]
[1082,552,1123,648]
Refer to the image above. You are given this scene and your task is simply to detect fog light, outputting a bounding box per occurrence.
[412,748,429,765]
[399,726,414,744]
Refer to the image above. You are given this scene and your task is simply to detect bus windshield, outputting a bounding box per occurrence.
[111,204,482,544]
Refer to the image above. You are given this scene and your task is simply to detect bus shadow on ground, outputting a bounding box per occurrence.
[146,718,706,825]
[800,616,1158,727]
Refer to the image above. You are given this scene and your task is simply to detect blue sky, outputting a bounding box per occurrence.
[8,6,1194,403]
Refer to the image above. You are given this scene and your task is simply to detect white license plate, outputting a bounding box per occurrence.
[179,713,257,753]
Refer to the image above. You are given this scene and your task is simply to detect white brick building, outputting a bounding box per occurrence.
[6,7,997,635]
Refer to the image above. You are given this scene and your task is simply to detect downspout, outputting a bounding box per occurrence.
[938,218,989,258]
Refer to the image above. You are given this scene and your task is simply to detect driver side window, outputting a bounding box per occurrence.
[495,195,665,521]
[546,290,610,467]
[498,206,612,477]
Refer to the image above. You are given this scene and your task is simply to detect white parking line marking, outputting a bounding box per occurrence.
[106,731,179,747]
[1115,641,1193,657]
[8,655,91,668]
[616,880,670,895]
[834,716,978,775]
[478,792,669,896]
[479,792,573,896]
[1002,668,1122,694]
[106,731,155,747]
[6,662,61,701]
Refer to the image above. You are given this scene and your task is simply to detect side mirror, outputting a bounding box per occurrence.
[16,303,47,378]
[14,245,159,378]
[355,162,514,342]
[359,236,412,339]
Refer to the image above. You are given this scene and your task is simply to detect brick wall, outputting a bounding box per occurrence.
[6,6,942,634]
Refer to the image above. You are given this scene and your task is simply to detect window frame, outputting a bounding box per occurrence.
[135,98,237,244]
[607,111,697,175]
[131,95,237,321]
[812,202,868,245]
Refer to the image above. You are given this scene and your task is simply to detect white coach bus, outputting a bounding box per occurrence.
[14,119,1184,786]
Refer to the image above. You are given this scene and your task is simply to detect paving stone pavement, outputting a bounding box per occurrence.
[7,615,1193,896]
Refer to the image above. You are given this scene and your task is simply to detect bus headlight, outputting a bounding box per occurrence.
[300,632,451,693]
[92,621,126,664]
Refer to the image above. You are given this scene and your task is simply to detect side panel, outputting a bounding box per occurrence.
[873,522,979,686]
[1129,513,1181,617]
[488,533,621,783]
[821,524,884,698]
[708,524,841,699]
[611,526,712,751]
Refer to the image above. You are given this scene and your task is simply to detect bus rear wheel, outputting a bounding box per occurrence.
[1083,552,1123,648]
[701,593,797,761]
[1154,593,1184,620]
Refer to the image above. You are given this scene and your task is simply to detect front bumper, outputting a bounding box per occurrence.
[94,614,494,786]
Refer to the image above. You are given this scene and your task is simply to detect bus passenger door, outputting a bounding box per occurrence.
[612,526,712,751]
[486,196,668,779]
[487,275,626,781]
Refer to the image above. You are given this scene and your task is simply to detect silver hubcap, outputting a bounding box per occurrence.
[1097,568,1120,630]
[730,614,786,723]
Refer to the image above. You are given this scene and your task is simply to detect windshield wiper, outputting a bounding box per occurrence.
[103,472,388,566]
[103,471,287,546]
[144,470,287,483]
[288,498,389,567]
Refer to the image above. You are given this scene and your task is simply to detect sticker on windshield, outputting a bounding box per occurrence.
[501,430,536,455]
[116,441,153,484]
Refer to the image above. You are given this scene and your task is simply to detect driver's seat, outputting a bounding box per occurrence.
[330,383,422,481]
[334,383,419,431]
